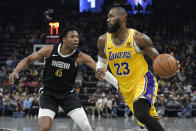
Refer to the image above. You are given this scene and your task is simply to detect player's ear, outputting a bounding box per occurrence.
[119,15,123,21]
[119,15,125,22]
[62,37,66,43]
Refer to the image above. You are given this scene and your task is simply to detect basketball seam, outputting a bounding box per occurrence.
[156,72,169,78]
[166,56,173,74]
[156,58,172,76]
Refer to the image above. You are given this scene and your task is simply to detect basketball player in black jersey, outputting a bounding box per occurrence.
[9,26,95,131]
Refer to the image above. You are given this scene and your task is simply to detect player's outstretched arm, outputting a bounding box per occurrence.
[9,45,53,84]
[134,31,160,60]
[76,52,97,71]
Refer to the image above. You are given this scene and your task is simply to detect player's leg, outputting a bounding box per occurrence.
[133,71,164,131]
[68,108,93,131]
[133,98,164,131]
[59,92,92,131]
[38,92,58,131]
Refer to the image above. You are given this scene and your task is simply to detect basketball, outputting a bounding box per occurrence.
[153,54,178,78]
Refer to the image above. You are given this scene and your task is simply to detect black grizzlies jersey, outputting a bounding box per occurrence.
[43,43,80,93]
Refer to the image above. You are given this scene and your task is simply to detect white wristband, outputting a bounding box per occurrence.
[96,56,118,90]
[96,56,108,69]
[104,71,118,90]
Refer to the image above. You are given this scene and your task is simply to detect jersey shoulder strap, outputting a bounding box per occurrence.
[72,49,81,59]
[51,43,59,55]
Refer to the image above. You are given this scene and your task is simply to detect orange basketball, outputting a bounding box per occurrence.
[153,54,178,78]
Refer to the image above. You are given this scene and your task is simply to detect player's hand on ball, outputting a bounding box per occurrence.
[9,71,19,85]
[95,68,107,81]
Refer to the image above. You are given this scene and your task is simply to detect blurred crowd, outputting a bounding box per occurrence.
[0,0,195,118]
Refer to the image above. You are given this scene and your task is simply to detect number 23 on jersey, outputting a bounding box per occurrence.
[114,62,130,76]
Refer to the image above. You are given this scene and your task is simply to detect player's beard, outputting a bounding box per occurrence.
[107,19,120,33]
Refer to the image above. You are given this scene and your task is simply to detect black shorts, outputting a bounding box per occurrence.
[39,90,82,115]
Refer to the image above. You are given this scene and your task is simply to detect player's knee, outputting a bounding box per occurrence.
[81,120,92,131]
[38,117,52,131]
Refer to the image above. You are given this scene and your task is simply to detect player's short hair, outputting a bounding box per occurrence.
[111,6,127,18]
[59,25,79,40]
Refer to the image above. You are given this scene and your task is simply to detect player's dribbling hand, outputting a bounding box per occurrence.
[170,52,180,70]
[9,71,19,85]
[95,68,107,81]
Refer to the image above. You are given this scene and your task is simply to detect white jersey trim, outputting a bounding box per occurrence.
[111,29,130,47]
[58,43,76,58]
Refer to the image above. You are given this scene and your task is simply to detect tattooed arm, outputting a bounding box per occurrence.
[97,34,107,59]
[134,31,160,60]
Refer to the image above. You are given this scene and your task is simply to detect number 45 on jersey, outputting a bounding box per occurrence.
[114,62,130,76]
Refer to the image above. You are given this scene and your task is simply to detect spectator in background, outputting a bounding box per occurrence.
[1,94,11,116]
[177,93,192,118]
[179,68,186,82]
[176,86,184,97]
[165,94,176,116]
[103,95,113,117]
[156,94,166,118]
[97,80,105,89]
[23,94,32,117]
[104,82,112,94]
[183,82,193,94]
[5,57,14,69]
[87,95,96,118]
[9,95,18,111]
[192,91,196,102]
[175,94,183,107]
[112,94,121,117]
[13,97,25,118]
[167,94,175,107]
[0,66,6,80]
[96,94,103,119]
[29,95,39,119]
[163,82,171,94]
[29,66,38,77]
[75,71,83,87]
